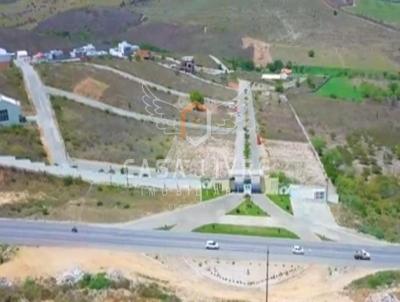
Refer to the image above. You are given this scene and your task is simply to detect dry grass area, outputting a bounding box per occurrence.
[242,37,273,67]
[0,125,46,162]
[73,77,109,100]
[0,246,384,302]
[0,168,198,223]
[0,65,34,115]
[165,135,235,179]
[94,58,237,101]
[255,92,307,142]
[290,94,400,148]
[52,96,174,166]
[36,62,180,117]
[261,139,326,185]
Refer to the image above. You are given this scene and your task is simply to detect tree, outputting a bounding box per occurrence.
[311,137,327,156]
[388,82,399,96]
[267,59,284,73]
[308,50,315,58]
[275,81,284,93]
[190,91,205,105]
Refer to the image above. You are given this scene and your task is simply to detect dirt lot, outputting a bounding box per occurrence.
[51,96,174,166]
[0,246,385,302]
[94,58,237,101]
[261,139,326,185]
[0,168,198,223]
[73,77,109,100]
[36,62,180,117]
[165,134,235,179]
[255,91,307,142]
[242,37,273,67]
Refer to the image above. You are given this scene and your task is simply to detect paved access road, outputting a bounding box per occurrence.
[0,219,399,267]
[15,60,68,166]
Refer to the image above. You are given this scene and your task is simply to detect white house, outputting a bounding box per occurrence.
[109,41,139,58]
[0,94,22,126]
[262,73,288,81]
[16,50,29,60]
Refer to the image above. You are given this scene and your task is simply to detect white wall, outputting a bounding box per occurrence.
[0,98,21,126]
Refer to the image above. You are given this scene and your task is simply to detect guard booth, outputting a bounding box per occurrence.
[243,178,252,195]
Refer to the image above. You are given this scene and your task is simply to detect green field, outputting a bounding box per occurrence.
[347,0,400,27]
[267,195,293,215]
[316,77,363,102]
[193,224,299,239]
[227,197,268,216]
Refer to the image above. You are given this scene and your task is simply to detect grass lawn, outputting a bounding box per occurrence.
[227,197,268,216]
[347,0,400,27]
[316,77,363,102]
[267,194,293,215]
[193,223,299,239]
[0,125,46,162]
[201,188,227,202]
[0,168,198,223]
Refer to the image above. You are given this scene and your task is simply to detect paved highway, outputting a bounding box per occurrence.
[0,219,399,267]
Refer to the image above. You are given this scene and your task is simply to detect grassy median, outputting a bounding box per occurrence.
[227,197,268,216]
[267,194,293,215]
[193,224,299,239]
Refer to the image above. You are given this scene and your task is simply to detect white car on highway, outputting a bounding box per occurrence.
[205,240,220,250]
[292,245,305,255]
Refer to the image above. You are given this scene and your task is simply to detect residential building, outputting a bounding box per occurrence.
[16,50,29,60]
[0,94,22,126]
[261,73,288,81]
[70,44,105,58]
[180,56,196,73]
[109,41,139,59]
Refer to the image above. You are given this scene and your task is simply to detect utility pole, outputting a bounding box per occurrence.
[266,247,270,302]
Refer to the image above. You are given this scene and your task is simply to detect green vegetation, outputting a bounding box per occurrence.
[348,270,400,290]
[225,57,255,71]
[194,223,299,239]
[267,194,293,215]
[189,90,205,105]
[316,76,400,102]
[347,0,400,27]
[80,273,111,290]
[313,133,400,242]
[0,275,181,302]
[0,167,198,223]
[308,49,315,58]
[0,244,18,264]
[227,197,268,216]
[0,125,46,162]
[201,187,226,201]
[139,42,169,53]
[266,59,285,73]
[311,136,327,156]
[317,77,363,102]
[269,171,294,189]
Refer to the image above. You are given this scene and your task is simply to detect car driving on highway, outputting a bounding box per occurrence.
[205,240,219,250]
[292,245,305,255]
[354,249,371,260]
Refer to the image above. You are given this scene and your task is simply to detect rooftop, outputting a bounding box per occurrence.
[0,94,21,107]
